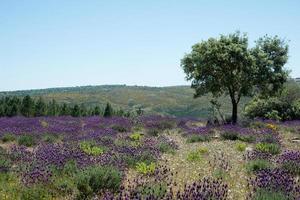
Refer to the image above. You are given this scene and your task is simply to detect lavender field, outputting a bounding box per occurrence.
[0,116,299,200]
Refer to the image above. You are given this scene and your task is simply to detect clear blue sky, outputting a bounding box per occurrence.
[0,0,299,91]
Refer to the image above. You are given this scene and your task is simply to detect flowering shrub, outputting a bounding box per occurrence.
[277,150,300,175]
[249,169,300,199]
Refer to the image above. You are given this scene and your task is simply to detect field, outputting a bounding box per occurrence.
[0,85,250,118]
[0,116,299,200]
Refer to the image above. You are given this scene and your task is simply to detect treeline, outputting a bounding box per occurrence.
[0,95,140,118]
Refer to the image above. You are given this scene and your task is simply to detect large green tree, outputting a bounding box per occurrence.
[181,32,288,123]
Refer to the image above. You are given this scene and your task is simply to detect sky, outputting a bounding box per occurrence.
[0,0,299,91]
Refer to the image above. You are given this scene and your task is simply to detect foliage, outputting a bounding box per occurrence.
[20,186,50,200]
[18,135,36,147]
[187,134,211,143]
[221,131,239,140]
[136,162,156,175]
[255,143,281,155]
[187,150,202,162]
[79,141,104,156]
[252,189,288,200]
[246,159,273,173]
[245,81,300,121]
[182,32,288,123]
[235,143,247,152]
[1,133,15,143]
[76,166,122,199]
[103,103,113,118]
[129,132,143,141]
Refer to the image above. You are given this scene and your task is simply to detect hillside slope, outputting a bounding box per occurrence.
[0,85,250,118]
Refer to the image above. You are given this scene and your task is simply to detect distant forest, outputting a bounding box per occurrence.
[0,95,141,118]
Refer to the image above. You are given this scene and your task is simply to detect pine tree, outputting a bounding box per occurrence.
[93,106,101,116]
[21,95,34,117]
[103,103,113,118]
[34,97,46,116]
[60,103,70,116]
[71,104,80,117]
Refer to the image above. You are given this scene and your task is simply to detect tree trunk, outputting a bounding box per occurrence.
[231,101,238,124]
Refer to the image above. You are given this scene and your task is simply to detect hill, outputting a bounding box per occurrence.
[0,85,250,118]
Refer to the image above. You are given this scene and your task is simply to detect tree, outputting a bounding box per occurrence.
[60,103,70,116]
[34,97,46,116]
[47,99,59,116]
[93,106,101,116]
[103,103,113,118]
[181,32,288,124]
[71,104,80,117]
[21,95,35,117]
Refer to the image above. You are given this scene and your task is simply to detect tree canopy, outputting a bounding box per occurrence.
[181,32,289,123]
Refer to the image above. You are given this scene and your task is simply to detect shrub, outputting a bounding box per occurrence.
[281,161,300,176]
[246,159,272,173]
[187,151,202,162]
[198,147,209,154]
[187,134,211,143]
[20,186,50,200]
[111,124,128,132]
[0,156,11,173]
[256,143,281,155]
[235,143,247,152]
[138,183,167,199]
[1,133,15,143]
[18,135,36,147]
[147,128,159,136]
[158,142,175,154]
[136,162,156,175]
[42,134,58,143]
[213,168,228,179]
[53,178,75,196]
[252,189,288,200]
[239,135,256,143]
[129,133,143,141]
[221,131,239,140]
[79,141,104,156]
[76,166,122,199]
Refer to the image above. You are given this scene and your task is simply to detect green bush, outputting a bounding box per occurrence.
[187,151,202,162]
[158,142,175,154]
[246,159,272,173]
[281,161,300,176]
[20,186,50,200]
[235,143,247,152]
[76,166,122,199]
[212,168,228,179]
[187,134,211,143]
[122,150,156,167]
[147,128,159,136]
[42,134,58,143]
[252,189,287,200]
[111,124,128,132]
[239,135,256,143]
[221,131,239,140]
[53,178,75,196]
[245,82,300,121]
[18,135,36,147]
[129,133,143,141]
[79,141,105,156]
[255,143,281,155]
[1,133,15,143]
[136,162,156,175]
[138,183,167,199]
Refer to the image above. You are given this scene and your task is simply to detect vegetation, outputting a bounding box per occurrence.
[181,32,288,123]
